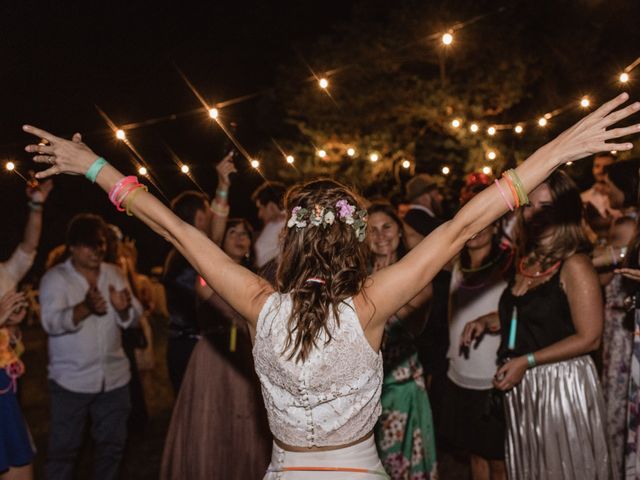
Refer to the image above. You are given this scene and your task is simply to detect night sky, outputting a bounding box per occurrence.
[2,0,639,275]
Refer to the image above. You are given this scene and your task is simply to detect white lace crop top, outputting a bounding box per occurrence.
[252,292,383,448]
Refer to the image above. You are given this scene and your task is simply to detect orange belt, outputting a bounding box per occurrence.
[268,466,389,477]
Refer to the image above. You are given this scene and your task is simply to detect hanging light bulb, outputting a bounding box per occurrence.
[138,166,148,176]
[620,72,630,83]
[319,78,329,89]
[286,155,295,164]
[369,153,379,162]
[538,117,548,127]
[441,166,450,175]
[469,123,479,133]
[401,160,411,169]
[250,159,260,169]
[514,125,524,134]
[451,119,461,128]
[487,151,497,160]
[347,147,356,157]
[487,126,496,136]
[180,165,190,174]
[317,149,327,158]
[115,129,126,140]
[5,161,15,171]
[209,108,219,119]
[482,166,492,175]
[580,97,590,108]
[442,32,453,45]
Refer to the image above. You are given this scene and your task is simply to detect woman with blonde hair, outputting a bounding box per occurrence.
[22,93,639,478]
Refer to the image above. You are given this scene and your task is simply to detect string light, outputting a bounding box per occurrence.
[469,123,479,133]
[209,108,219,119]
[115,129,126,140]
[442,32,453,45]
[566,162,573,166]
[250,159,260,169]
[286,155,295,164]
[138,166,148,176]
[611,150,618,155]
[317,149,327,158]
[347,147,356,157]
[180,165,190,174]
[441,166,450,175]
[580,97,590,108]
[487,126,496,136]
[514,125,524,134]
[487,150,497,160]
[5,161,15,171]
[451,119,461,128]
[538,117,548,127]
[318,78,329,89]
[482,166,492,175]
[620,72,630,83]
[369,153,379,162]
[401,160,411,169]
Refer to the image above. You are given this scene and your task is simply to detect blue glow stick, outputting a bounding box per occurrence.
[508,306,517,351]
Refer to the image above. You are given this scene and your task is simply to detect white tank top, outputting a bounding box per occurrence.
[253,292,383,448]
[447,263,505,390]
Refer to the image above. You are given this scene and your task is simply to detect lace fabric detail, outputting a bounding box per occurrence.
[253,292,383,448]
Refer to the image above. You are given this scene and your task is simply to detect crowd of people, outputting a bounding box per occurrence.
[0,94,639,479]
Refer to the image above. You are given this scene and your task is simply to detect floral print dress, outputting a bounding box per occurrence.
[375,317,438,479]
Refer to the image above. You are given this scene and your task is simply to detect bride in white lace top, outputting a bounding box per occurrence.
[23,92,640,478]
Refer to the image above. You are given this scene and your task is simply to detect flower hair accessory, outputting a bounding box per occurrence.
[287,199,368,242]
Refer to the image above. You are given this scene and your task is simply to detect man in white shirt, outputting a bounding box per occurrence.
[581,152,620,241]
[40,214,142,480]
[251,182,287,269]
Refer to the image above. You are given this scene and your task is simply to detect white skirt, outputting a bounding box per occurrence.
[263,436,388,479]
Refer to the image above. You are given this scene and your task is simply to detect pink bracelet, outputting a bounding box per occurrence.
[114,182,141,212]
[108,176,138,205]
[494,179,514,211]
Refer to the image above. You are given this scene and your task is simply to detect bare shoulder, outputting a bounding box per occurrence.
[561,253,598,287]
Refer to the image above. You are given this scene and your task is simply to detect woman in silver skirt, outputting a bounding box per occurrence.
[494,171,613,479]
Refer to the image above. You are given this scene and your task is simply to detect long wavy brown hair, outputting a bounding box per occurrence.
[516,170,591,263]
[277,179,370,362]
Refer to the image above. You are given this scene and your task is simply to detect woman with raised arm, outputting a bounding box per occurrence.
[23,93,639,478]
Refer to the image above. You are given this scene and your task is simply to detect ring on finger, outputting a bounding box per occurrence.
[48,157,56,165]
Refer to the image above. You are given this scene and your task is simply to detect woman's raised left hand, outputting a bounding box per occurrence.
[23,125,99,179]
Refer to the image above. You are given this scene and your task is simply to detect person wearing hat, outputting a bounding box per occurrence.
[404,174,445,237]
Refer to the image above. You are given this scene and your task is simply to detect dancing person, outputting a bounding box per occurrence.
[39,214,142,480]
[443,191,511,480]
[0,178,52,480]
[163,191,211,393]
[23,92,640,478]
[162,218,272,479]
[582,152,620,241]
[367,202,437,479]
[478,171,613,479]
[252,181,287,269]
[597,215,637,477]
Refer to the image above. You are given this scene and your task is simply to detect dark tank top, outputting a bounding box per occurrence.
[498,265,575,360]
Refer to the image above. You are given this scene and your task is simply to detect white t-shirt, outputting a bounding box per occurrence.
[447,262,505,390]
[254,218,285,268]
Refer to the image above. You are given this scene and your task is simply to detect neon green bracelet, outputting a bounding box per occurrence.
[506,169,529,206]
[85,157,108,183]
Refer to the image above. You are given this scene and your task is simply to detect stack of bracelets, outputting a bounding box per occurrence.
[84,157,149,216]
[494,169,529,210]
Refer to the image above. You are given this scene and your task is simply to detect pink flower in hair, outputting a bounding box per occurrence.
[336,199,355,219]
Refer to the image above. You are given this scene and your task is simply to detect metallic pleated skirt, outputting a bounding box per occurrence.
[504,355,616,479]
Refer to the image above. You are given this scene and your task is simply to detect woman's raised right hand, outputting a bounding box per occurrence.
[23,125,100,179]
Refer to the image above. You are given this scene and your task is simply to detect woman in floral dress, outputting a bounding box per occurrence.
[368,202,438,479]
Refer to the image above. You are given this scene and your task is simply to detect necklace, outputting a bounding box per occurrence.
[518,256,561,282]
[460,246,510,273]
[459,247,514,290]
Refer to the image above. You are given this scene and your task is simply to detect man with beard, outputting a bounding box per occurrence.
[40,214,142,480]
